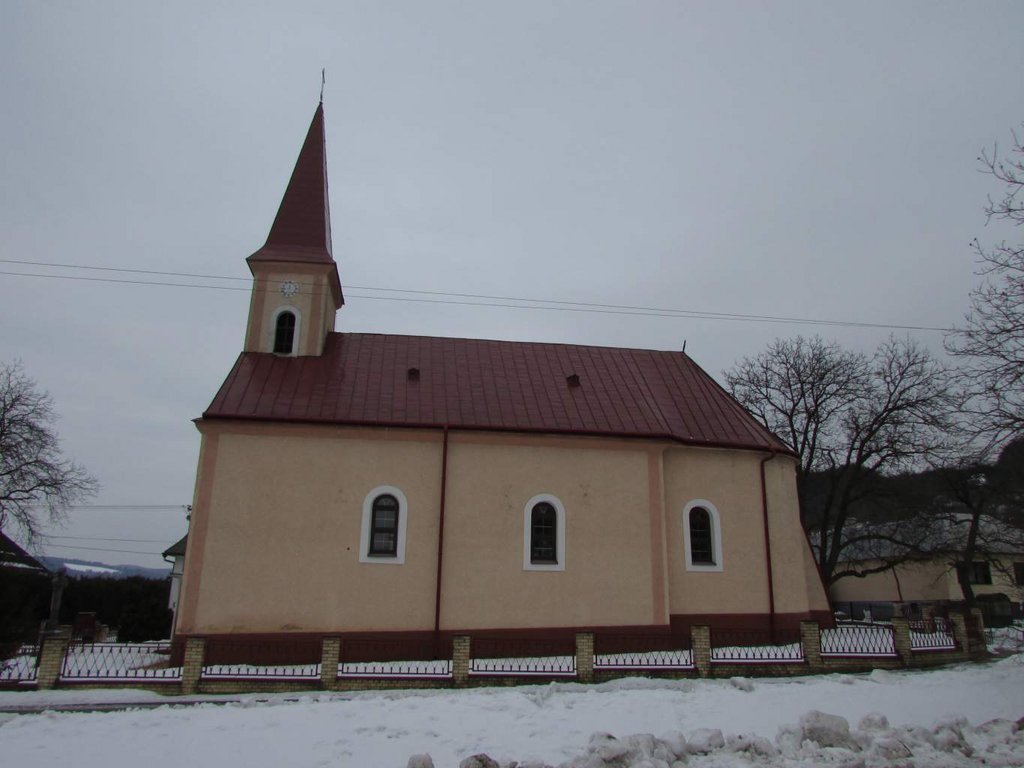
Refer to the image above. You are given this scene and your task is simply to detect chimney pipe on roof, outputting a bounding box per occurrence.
[566,374,580,388]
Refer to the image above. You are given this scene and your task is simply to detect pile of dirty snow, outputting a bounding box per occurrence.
[415,711,1023,767]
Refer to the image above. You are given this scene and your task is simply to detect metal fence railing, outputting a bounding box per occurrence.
[201,637,320,680]
[820,623,897,657]
[469,636,576,677]
[710,629,804,664]
[61,642,181,681]
[0,644,39,686]
[909,619,957,651]
[593,633,693,670]
[339,636,452,678]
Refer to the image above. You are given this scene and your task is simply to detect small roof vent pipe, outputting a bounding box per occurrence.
[566,373,580,388]
[407,367,420,381]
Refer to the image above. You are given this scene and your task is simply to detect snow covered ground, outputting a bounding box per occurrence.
[1,656,1022,767]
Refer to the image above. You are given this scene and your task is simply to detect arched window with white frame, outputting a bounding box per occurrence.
[683,499,723,572]
[271,307,300,355]
[523,493,566,571]
[359,485,408,565]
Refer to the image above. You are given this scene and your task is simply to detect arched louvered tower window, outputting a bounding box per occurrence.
[273,310,296,354]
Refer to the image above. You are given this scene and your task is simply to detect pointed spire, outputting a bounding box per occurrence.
[249,102,334,264]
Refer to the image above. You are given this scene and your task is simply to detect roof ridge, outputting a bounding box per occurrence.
[327,330,688,356]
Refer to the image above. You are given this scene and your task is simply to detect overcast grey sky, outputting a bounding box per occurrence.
[2,1,1022,568]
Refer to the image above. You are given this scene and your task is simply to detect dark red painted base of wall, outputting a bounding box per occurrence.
[174,611,834,665]
[670,610,834,634]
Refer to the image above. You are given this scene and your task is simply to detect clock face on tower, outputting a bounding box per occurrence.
[280,280,299,298]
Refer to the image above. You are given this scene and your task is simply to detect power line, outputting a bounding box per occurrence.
[0,260,953,333]
[42,544,164,556]
[0,258,957,327]
[62,505,186,510]
[349,293,950,332]
[44,535,174,544]
[0,258,251,283]
[25,504,185,511]
[0,270,251,293]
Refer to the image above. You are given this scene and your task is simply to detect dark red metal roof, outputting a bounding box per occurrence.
[247,102,343,305]
[204,333,789,453]
[249,102,333,261]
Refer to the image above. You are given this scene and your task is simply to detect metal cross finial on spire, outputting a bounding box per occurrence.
[320,68,325,103]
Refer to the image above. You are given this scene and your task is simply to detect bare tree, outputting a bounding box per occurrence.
[947,124,1024,448]
[725,336,957,586]
[0,361,98,541]
[920,445,1024,606]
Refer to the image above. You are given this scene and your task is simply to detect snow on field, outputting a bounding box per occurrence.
[62,563,121,575]
[1,657,1023,767]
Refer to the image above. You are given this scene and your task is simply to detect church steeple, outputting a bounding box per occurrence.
[250,102,335,263]
[243,103,344,357]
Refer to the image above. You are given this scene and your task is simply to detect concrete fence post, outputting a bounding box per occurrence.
[575,632,594,683]
[691,626,711,678]
[36,626,72,690]
[452,635,470,687]
[950,613,970,658]
[799,621,823,671]
[967,608,987,658]
[890,618,912,665]
[181,636,206,695]
[320,636,341,689]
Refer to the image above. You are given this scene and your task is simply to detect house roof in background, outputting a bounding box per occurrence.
[0,532,48,572]
[204,332,790,453]
[162,535,187,559]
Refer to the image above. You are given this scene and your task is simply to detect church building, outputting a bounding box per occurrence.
[172,102,829,649]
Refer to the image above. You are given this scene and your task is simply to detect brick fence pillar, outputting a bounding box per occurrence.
[950,612,970,657]
[36,626,72,690]
[966,608,987,658]
[799,621,823,671]
[891,617,912,665]
[320,637,341,689]
[452,635,470,687]
[575,632,594,683]
[691,626,711,678]
[181,637,206,695]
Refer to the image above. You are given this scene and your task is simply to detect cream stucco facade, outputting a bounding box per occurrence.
[175,421,829,638]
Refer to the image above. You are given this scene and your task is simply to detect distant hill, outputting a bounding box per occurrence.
[38,556,170,580]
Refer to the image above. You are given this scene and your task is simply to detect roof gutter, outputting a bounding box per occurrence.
[198,414,794,458]
[760,450,778,640]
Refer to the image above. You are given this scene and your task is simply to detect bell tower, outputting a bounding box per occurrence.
[243,102,344,357]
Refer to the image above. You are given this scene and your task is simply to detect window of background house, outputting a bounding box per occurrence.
[957,561,993,585]
[1015,562,1024,586]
